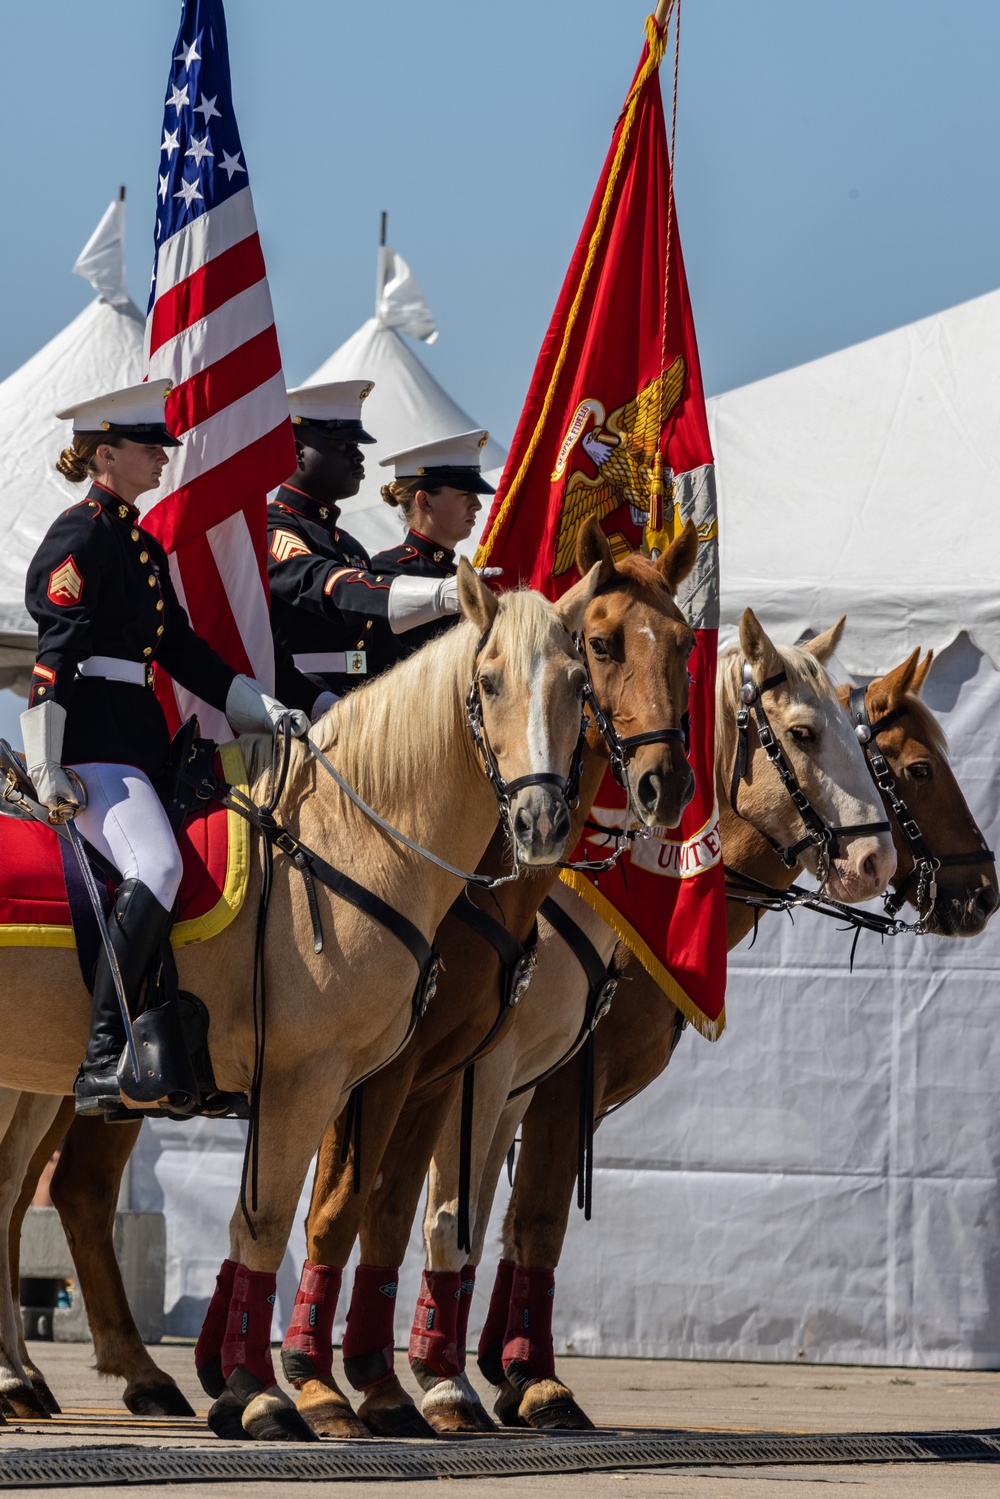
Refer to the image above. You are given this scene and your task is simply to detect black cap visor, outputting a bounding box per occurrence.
[294,417,377,444]
[412,465,495,496]
[81,424,183,448]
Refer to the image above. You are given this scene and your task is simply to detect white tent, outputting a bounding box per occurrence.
[0,198,143,691]
[303,244,507,557]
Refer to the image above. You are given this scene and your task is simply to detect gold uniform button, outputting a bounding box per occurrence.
[366,619,372,629]
[156,625,164,637]
[131,529,140,541]
[143,647,152,658]
[355,639,364,649]
[148,575,157,587]
[156,600,164,612]
[36,686,46,696]
[376,575,383,582]
[140,551,149,564]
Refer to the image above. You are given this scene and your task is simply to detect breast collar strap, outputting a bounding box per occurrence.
[848,685,994,921]
[731,662,890,874]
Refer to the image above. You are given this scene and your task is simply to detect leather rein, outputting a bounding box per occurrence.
[847,686,994,925]
[729,662,890,882]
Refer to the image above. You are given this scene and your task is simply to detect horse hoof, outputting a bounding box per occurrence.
[358,1388,437,1439]
[124,1383,197,1418]
[422,1374,497,1434]
[493,1379,527,1428]
[197,1354,227,1399]
[0,1384,50,1420]
[295,1378,371,1440]
[243,1386,320,1443]
[207,1390,251,1441]
[520,1378,594,1431]
[29,1379,61,1416]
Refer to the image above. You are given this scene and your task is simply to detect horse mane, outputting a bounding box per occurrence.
[715,639,842,770]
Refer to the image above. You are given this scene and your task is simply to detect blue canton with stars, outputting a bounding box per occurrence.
[149,0,249,311]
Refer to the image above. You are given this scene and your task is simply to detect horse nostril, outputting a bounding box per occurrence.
[514,807,533,842]
[862,853,879,885]
[636,771,662,811]
[551,799,571,844]
[975,884,999,917]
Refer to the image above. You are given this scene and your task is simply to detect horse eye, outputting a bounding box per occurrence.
[479,674,497,698]
[588,637,609,659]
[789,726,816,744]
[905,761,933,781]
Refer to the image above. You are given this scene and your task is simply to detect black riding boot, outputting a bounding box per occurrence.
[74,879,173,1117]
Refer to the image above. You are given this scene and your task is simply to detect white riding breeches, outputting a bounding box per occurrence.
[68,763,183,912]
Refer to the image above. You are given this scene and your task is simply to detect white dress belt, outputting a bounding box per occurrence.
[77,656,150,686]
[293,650,367,676]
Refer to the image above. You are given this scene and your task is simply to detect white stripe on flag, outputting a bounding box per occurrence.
[145,278,277,390]
[208,511,275,690]
[158,372,289,492]
[149,186,257,308]
[165,553,232,743]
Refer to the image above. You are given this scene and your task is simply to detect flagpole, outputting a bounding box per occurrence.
[654,0,673,25]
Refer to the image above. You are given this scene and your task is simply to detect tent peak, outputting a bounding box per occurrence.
[73,197,129,307]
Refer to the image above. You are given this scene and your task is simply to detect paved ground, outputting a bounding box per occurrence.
[0,1340,996,1495]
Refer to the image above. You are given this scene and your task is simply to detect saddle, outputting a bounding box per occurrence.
[0,727,253,1120]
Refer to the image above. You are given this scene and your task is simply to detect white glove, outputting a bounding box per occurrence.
[311,690,339,721]
[476,567,503,579]
[20,701,81,820]
[225,675,309,737]
[387,575,461,634]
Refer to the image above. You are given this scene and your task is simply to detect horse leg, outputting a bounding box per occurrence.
[49,1115,195,1417]
[0,1091,63,1419]
[208,1074,350,1444]
[282,1079,410,1441]
[342,1081,469,1438]
[8,1095,74,1414]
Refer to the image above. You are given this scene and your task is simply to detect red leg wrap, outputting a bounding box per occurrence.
[341,1264,399,1391]
[221,1265,277,1389]
[477,1258,515,1366]
[194,1258,237,1373]
[501,1265,556,1382]
[455,1264,477,1367]
[408,1270,463,1383]
[280,1260,342,1381]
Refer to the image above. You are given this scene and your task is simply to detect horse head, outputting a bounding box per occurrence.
[574,516,698,830]
[841,651,999,936]
[721,610,896,903]
[458,559,597,866]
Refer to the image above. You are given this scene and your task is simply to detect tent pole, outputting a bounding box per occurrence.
[119,185,125,201]
[380,211,387,247]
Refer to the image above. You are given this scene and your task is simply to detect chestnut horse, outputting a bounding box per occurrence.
[0,564,597,1441]
[464,642,998,1431]
[0,517,698,1432]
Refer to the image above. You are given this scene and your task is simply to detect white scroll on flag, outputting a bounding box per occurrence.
[141,0,294,738]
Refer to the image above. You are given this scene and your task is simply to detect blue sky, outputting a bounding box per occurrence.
[3,0,997,449]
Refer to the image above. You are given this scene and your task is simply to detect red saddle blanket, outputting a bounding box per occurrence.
[0,742,250,950]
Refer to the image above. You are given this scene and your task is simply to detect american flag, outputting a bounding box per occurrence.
[142,0,294,737]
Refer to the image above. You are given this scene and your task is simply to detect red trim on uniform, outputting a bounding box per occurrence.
[352,577,390,592]
[323,567,360,595]
[148,234,267,359]
[167,326,283,438]
[31,664,56,683]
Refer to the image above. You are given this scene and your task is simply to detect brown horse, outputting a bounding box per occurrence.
[0,516,698,1431]
[0,564,598,1440]
[469,643,999,1430]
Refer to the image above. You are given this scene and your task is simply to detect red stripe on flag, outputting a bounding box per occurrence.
[166,326,284,437]
[148,234,266,358]
[143,424,293,553]
[171,532,256,678]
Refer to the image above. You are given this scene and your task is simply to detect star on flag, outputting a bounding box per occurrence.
[166,84,190,112]
[186,134,213,164]
[161,128,180,158]
[194,93,222,122]
[174,178,204,208]
[174,35,202,69]
[219,149,246,181]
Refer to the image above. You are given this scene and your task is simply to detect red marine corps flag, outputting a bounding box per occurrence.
[475,5,726,1035]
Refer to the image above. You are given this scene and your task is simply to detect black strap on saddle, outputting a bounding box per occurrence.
[504,894,619,1222]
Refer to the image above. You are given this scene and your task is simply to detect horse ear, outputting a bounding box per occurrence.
[654,518,698,593]
[456,556,498,635]
[575,516,616,588]
[870,647,921,711]
[910,650,934,697]
[739,607,783,682]
[555,561,603,634]
[801,616,846,663]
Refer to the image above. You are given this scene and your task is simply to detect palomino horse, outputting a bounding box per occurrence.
[0,517,699,1431]
[458,639,999,1432]
[412,613,915,1432]
[0,563,599,1441]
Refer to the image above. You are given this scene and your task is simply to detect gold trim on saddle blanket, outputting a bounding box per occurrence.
[0,741,251,951]
[558,866,726,1042]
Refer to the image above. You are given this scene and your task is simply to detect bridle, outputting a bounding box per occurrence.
[730,662,890,884]
[848,686,994,925]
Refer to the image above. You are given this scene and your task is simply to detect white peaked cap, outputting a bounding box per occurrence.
[56,378,179,444]
[287,379,375,430]
[379,429,494,494]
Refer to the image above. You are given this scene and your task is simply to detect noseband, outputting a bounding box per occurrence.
[848,686,994,921]
[731,662,890,878]
[582,682,690,791]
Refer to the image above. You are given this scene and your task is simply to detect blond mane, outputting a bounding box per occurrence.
[715,640,843,770]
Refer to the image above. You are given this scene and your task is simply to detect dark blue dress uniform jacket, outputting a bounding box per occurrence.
[267,484,400,707]
[24,482,236,778]
[369,528,457,659]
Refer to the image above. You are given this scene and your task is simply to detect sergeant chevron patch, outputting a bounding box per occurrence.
[269,529,311,563]
[47,556,83,606]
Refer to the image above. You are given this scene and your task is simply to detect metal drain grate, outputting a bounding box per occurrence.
[0,1428,997,1487]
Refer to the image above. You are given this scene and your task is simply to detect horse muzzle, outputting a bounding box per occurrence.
[629,750,694,831]
[923,881,999,938]
[823,832,896,903]
[509,784,572,866]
